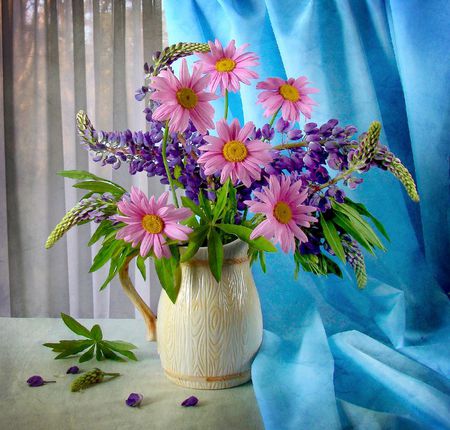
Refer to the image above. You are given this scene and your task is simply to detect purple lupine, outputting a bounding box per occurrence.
[275,117,291,133]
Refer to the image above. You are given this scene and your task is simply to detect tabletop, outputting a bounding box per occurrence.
[0,317,264,430]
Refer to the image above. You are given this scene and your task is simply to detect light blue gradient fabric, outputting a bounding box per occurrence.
[164,1,450,428]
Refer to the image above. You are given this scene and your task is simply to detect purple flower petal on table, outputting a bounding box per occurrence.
[181,396,199,407]
[126,393,143,407]
[66,366,80,374]
[27,376,45,387]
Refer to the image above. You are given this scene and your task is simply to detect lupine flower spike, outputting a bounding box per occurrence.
[71,368,120,392]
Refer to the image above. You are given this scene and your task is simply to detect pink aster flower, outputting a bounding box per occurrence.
[196,39,259,94]
[149,58,217,134]
[115,187,192,259]
[197,118,273,187]
[245,175,318,253]
[257,76,319,122]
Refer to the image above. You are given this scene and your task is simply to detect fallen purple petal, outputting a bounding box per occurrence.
[66,366,80,374]
[27,376,44,387]
[26,375,55,387]
[181,396,198,407]
[126,392,143,407]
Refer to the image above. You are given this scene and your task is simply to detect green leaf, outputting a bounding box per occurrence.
[216,224,277,252]
[154,250,182,303]
[332,212,375,254]
[88,221,115,246]
[79,345,95,363]
[332,202,386,251]
[90,240,122,272]
[136,255,146,280]
[208,228,223,283]
[102,340,137,351]
[58,170,126,193]
[57,170,103,181]
[60,313,93,338]
[181,196,206,220]
[114,349,138,361]
[46,340,93,358]
[98,245,133,290]
[102,341,138,361]
[73,180,124,196]
[259,251,267,273]
[98,261,118,291]
[318,254,343,278]
[320,214,346,263]
[180,226,208,263]
[100,345,126,362]
[90,324,103,341]
[213,179,230,222]
[198,191,212,219]
[182,214,200,229]
[344,198,390,242]
[95,343,104,361]
[294,252,322,276]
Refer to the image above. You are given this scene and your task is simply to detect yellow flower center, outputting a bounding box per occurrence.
[273,202,292,224]
[142,214,164,234]
[176,88,198,109]
[222,140,248,162]
[279,84,300,102]
[215,58,236,72]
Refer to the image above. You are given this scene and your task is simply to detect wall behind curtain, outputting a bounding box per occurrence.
[0,0,164,318]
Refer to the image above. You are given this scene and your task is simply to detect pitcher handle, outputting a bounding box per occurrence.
[119,254,157,341]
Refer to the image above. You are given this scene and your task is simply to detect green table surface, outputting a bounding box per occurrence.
[0,318,264,430]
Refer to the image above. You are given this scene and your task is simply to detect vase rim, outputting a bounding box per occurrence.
[180,238,248,262]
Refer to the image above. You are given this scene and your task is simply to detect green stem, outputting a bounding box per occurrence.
[268,107,281,127]
[103,372,121,377]
[242,208,248,222]
[273,142,308,150]
[161,121,179,208]
[313,166,358,192]
[224,89,229,120]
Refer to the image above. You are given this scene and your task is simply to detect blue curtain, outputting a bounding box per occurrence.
[164,1,450,428]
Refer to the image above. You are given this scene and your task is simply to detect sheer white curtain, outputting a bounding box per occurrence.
[0,0,164,318]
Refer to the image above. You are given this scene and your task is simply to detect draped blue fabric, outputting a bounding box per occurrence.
[164,1,450,428]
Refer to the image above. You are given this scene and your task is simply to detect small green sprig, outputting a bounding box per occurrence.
[71,368,120,392]
[44,313,138,363]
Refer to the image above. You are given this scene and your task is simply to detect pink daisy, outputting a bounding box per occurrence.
[197,118,273,187]
[149,58,217,134]
[256,76,319,122]
[115,187,192,259]
[196,39,259,94]
[245,175,318,253]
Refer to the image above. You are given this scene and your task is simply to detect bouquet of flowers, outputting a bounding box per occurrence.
[46,40,419,302]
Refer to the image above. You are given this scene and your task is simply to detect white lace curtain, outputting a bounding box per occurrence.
[0,0,164,318]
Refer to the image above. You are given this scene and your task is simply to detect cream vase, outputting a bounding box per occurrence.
[157,239,263,389]
[118,239,263,390]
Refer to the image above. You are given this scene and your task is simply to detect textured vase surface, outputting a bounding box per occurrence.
[157,240,263,389]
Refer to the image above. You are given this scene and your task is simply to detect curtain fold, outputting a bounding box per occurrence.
[0,0,163,318]
[164,1,449,429]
